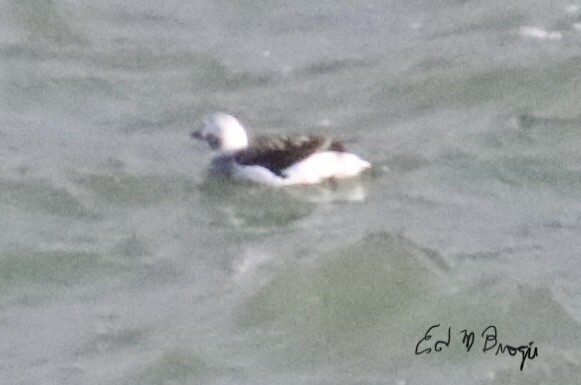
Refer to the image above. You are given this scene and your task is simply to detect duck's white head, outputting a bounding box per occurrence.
[192,113,249,153]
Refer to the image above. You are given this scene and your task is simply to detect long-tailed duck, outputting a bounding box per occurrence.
[192,113,371,186]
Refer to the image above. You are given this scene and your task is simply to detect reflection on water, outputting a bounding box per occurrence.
[198,173,370,229]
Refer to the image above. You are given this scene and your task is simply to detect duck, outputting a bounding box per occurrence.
[191,113,371,186]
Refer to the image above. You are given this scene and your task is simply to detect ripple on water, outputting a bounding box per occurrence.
[0,178,94,218]
[234,233,450,372]
[6,0,85,43]
[76,173,196,206]
[0,248,128,302]
[130,349,228,385]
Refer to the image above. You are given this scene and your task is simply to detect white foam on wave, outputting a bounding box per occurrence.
[519,26,563,40]
[232,248,275,285]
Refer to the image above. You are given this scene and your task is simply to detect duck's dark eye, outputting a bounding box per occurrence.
[191,131,203,140]
[208,135,221,149]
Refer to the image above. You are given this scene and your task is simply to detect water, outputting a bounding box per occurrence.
[2,0,581,384]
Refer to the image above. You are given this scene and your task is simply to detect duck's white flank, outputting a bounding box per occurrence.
[192,113,371,186]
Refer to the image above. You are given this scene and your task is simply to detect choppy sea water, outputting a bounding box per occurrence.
[2,1,581,384]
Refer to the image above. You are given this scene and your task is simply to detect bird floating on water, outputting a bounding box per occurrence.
[191,112,371,186]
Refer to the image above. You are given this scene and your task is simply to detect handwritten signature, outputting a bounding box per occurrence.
[415,324,538,371]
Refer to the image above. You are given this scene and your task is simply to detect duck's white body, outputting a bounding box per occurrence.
[192,113,371,186]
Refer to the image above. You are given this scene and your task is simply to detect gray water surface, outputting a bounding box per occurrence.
[2,1,581,384]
